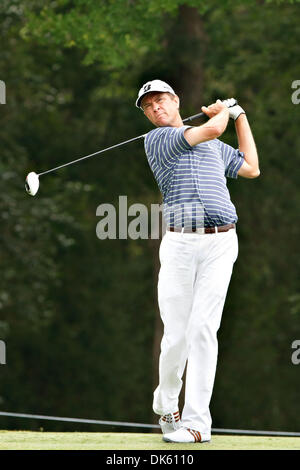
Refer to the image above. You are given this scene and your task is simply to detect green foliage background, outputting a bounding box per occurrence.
[0,0,299,432]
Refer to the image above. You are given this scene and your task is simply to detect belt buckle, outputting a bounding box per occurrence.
[195,227,205,235]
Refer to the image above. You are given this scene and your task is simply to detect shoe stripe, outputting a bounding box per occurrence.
[161,411,180,423]
[188,429,196,441]
[187,428,202,442]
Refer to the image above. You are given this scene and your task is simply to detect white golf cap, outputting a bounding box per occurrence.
[135,79,176,109]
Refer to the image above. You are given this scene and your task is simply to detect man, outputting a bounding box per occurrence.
[135,79,259,443]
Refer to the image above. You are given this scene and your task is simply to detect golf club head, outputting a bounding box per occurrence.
[25,172,39,196]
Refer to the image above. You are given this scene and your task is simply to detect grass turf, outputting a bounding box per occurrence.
[0,431,299,450]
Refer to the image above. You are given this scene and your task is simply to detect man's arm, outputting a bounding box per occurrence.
[235,114,260,178]
[184,100,230,146]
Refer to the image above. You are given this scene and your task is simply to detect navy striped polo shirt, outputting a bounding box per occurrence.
[144,125,244,228]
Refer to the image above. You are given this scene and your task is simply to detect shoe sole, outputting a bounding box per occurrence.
[163,436,211,443]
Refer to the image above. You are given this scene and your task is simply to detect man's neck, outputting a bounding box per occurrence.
[169,114,184,128]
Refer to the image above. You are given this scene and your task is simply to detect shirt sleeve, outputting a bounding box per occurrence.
[218,139,245,179]
[144,126,192,169]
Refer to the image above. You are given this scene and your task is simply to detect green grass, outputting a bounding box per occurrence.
[0,431,299,450]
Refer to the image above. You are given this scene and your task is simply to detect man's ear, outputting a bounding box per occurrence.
[174,95,180,109]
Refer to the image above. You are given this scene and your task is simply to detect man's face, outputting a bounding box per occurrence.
[141,92,180,127]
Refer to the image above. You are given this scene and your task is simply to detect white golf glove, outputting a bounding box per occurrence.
[222,98,245,120]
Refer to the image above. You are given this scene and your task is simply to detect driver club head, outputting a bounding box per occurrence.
[25,172,39,196]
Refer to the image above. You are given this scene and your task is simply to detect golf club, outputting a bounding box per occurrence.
[25,99,237,196]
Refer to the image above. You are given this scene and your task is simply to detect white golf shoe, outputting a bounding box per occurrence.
[163,427,211,443]
[159,411,181,434]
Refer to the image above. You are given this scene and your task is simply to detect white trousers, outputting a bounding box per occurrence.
[153,228,238,437]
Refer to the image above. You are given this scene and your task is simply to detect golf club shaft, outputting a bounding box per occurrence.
[183,111,205,123]
[37,111,206,177]
[37,134,147,177]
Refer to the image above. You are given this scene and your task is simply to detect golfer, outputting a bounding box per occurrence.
[135,80,260,443]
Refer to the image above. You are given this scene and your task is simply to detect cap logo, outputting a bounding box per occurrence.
[143,84,151,93]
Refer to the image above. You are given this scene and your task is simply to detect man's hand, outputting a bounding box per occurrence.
[184,99,229,147]
[222,98,245,121]
[201,99,229,119]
